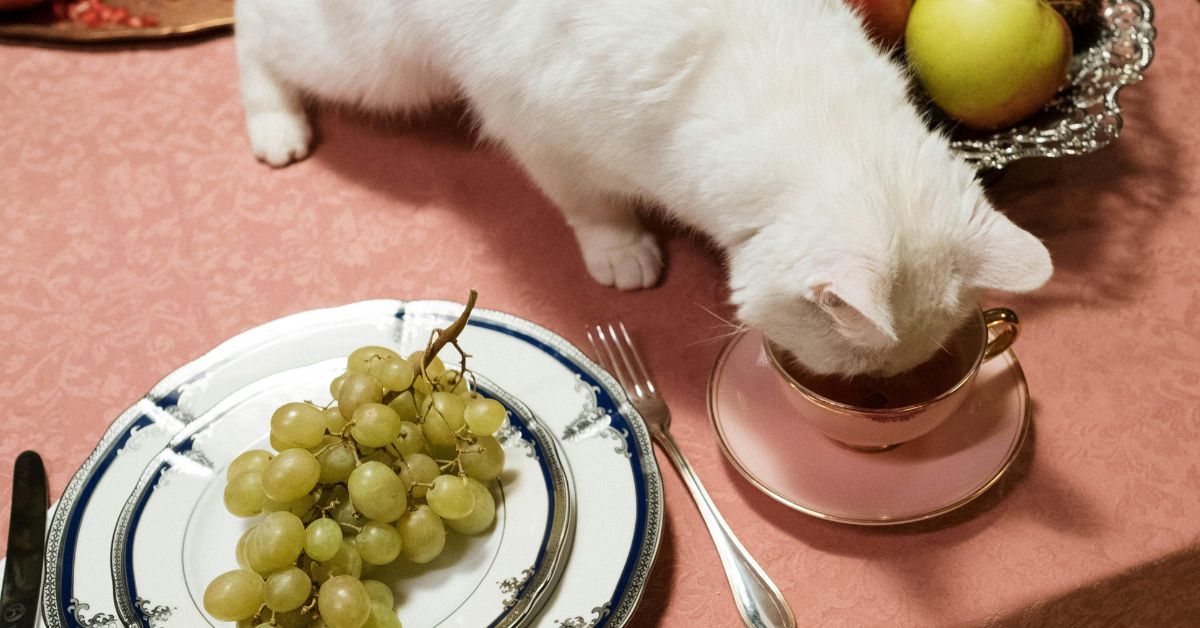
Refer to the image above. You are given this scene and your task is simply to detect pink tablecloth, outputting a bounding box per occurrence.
[2,2,1199,625]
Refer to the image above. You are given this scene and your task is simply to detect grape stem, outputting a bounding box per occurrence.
[421,289,477,376]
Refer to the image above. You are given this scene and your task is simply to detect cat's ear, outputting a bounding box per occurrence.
[804,265,898,343]
[962,210,1053,292]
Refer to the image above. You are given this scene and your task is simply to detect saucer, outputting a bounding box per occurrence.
[707,331,1030,526]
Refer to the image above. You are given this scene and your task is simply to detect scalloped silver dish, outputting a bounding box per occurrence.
[950,0,1156,171]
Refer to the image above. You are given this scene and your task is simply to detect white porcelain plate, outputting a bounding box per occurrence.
[40,300,663,628]
[112,367,571,627]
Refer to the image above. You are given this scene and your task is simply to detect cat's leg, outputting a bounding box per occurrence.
[515,148,663,290]
[236,34,312,167]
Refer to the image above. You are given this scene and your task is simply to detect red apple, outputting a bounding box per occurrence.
[845,0,914,48]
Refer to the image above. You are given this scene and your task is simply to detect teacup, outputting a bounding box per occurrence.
[764,308,1019,451]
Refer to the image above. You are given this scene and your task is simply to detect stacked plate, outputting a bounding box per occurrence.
[34,300,664,627]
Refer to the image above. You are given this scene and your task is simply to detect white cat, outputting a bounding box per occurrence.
[235,0,1052,376]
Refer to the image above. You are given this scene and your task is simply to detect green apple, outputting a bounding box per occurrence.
[905,0,1072,130]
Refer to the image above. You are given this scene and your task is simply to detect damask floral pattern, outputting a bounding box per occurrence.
[2,1,1199,625]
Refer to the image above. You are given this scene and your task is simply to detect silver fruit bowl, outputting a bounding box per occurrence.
[949,0,1156,171]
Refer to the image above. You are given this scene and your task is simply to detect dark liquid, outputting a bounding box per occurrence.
[776,321,983,410]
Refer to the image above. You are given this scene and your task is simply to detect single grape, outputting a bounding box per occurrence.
[412,375,432,398]
[348,461,407,523]
[262,492,316,518]
[350,403,403,448]
[235,525,257,570]
[446,478,497,535]
[464,398,506,436]
[427,475,475,520]
[461,435,505,482]
[264,566,312,612]
[338,372,385,420]
[420,413,457,448]
[317,439,358,484]
[406,351,445,379]
[329,372,348,399]
[272,402,327,449]
[360,448,393,466]
[396,505,445,564]
[271,430,303,452]
[272,607,315,628]
[262,448,321,503]
[420,392,464,449]
[252,511,306,572]
[386,391,418,423]
[391,423,425,457]
[400,453,439,500]
[305,518,343,562]
[244,531,277,576]
[318,575,372,628]
[203,569,264,621]
[436,369,469,394]
[227,449,272,480]
[331,497,364,531]
[427,392,466,430]
[355,521,403,565]
[347,346,400,374]
[312,540,363,583]
[360,580,394,609]
[223,469,266,517]
[325,405,348,433]
[364,602,403,628]
[370,357,414,392]
[426,441,458,462]
[319,484,349,509]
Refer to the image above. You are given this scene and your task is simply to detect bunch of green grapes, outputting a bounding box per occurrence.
[205,337,508,628]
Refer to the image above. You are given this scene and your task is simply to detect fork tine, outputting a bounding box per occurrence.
[588,325,633,394]
[616,321,657,396]
[607,322,648,399]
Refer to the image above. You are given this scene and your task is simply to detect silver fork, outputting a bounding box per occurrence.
[588,322,797,628]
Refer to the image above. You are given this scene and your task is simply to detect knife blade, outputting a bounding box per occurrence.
[1,451,48,628]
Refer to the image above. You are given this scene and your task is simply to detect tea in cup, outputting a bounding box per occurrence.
[764,308,1019,450]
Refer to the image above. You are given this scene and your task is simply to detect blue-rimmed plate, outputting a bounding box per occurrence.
[38,300,662,628]
[111,368,572,627]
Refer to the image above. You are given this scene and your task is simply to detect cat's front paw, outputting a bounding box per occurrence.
[247,110,313,167]
[577,228,664,290]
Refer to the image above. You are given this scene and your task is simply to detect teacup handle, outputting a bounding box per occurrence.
[983,308,1019,361]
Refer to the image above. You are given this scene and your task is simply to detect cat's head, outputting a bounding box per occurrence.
[728,184,1051,378]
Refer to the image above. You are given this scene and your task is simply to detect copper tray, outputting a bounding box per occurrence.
[0,0,232,43]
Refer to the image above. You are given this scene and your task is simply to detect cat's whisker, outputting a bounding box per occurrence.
[695,302,741,330]
[921,329,953,356]
[680,326,748,348]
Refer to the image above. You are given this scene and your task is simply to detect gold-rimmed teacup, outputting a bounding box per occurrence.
[764,308,1019,451]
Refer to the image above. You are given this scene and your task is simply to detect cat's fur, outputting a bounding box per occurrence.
[235,0,1052,376]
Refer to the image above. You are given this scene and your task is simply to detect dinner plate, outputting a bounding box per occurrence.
[40,300,662,628]
[111,368,572,627]
[708,330,1030,526]
[0,0,233,43]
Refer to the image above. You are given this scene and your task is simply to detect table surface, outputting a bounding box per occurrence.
[2,2,1199,626]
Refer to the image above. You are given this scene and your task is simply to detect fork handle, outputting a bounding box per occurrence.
[653,430,797,628]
